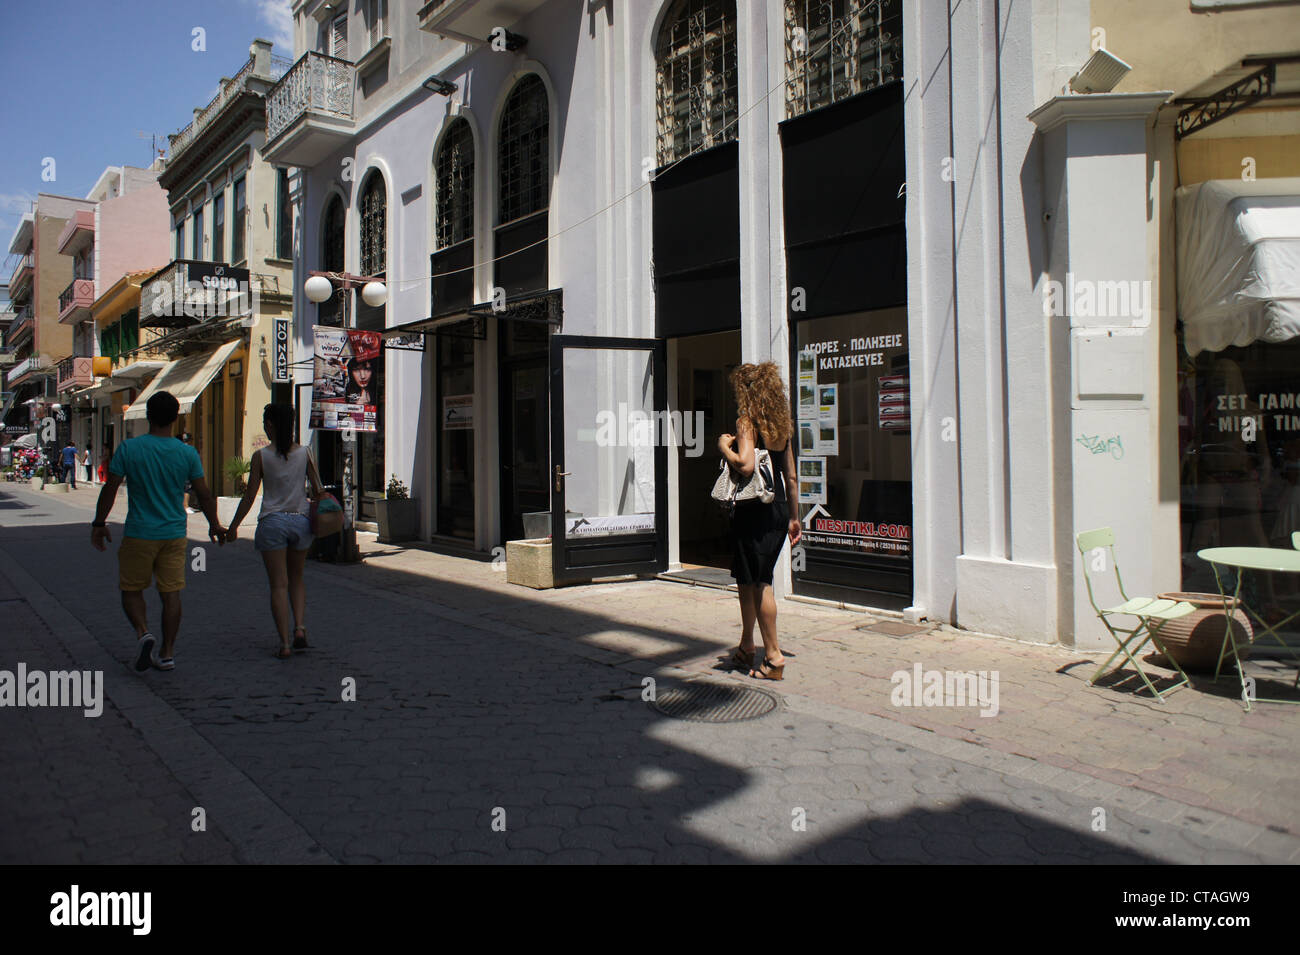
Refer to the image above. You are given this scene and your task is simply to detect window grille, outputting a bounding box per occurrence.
[785,0,902,118]
[435,118,475,249]
[655,0,738,166]
[497,75,549,225]
[359,173,386,276]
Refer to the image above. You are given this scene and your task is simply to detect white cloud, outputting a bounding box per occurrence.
[245,0,295,54]
[0,193,36,216]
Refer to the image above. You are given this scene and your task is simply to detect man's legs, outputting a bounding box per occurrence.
[121,589,148,637]
[159,590,182,659]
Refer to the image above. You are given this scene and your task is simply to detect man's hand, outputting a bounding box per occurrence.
[225,525,239,544]
[91,525,111,552]
[209,522,227,546]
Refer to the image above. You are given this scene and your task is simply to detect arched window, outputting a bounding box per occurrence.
[497,75,549,226]
[322,194,345,272]
[655,0,737,166]
[435,118,475,250]
[785,0,902,118]
[359,172,386,276]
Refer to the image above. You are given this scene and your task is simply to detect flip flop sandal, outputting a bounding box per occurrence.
[273,645,292,660]
[134,634,156,673]
[292,627,309,652]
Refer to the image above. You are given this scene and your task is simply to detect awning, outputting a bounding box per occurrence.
[1177,177,1300,356]
[123,340,240,421]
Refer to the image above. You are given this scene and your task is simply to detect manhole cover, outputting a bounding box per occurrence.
[650,683,778,723]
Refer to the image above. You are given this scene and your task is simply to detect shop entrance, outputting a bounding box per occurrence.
[499,320,551,542]
[673,330,741,571]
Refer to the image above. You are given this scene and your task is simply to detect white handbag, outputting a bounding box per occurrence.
[711,449,777,513]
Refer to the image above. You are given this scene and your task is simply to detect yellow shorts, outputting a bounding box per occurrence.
[118,537,187,593]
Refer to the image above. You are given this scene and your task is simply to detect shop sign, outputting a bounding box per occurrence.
[443,394,473,430]
[273,318,291,383]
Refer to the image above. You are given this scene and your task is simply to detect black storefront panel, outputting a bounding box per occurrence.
[653,141,741,338]
[494,211,549,299]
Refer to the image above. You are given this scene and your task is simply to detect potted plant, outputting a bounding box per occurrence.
[218,456,253,524]
[376,474,418,543]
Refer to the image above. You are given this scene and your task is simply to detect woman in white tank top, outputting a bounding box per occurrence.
[227,404,325,659]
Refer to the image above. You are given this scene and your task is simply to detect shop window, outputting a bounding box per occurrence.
[1179,336,1300,627]
[437,332,476,540]
[792,307,911,600]
[785,0,902,119]
[497,75,549,225]
[655,0,738,166]
[435,117,475,250]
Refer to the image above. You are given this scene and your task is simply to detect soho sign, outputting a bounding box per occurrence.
[273,317,291,383]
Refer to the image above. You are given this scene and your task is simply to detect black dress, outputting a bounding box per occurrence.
[730,430,790,586]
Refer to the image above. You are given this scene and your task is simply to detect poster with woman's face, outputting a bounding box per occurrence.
[309,327,384,432]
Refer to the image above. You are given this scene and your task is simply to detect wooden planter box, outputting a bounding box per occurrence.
[506,538,553,589]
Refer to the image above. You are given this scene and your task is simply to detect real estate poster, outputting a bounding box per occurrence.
[309,326,384,432]
[815,419,839,456]
[798,351,818,418]
[798,457,827,504]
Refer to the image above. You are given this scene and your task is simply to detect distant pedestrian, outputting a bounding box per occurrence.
[226,403,324,660]
[60,440,78,489]
[90,391,225,672]
[718,362,800,681]
[82,445,92,483]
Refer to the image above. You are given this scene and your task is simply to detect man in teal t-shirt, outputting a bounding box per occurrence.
[91,391,225,673]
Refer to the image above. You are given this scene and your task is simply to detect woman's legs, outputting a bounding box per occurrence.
[737,584,758,650]
[287,546,309,632]
[260,549,291,651]
[752,583,783,665]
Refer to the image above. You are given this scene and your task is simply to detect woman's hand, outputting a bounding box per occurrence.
[717,433,735,455]
[225,525,239,543]
[788,518,802,545]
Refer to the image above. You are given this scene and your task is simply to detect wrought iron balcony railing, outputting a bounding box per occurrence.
[168,52,290,162]
[266,52,356,145]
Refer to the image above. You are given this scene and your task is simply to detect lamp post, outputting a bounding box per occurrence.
[303,271,388,563]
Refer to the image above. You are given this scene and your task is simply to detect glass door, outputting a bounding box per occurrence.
[550,336,667,583]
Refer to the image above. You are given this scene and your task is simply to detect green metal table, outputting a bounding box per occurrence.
[1197,546,1300,710]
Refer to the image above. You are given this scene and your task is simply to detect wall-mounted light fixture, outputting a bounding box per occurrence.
[422,75,459,97]
[258,335,268,360]
[1069,49,1132,94]
[229,359,243,378]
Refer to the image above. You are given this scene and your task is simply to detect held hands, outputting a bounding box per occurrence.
[90,525,111,552]
[209,522,227,546]
[225,525,239,544]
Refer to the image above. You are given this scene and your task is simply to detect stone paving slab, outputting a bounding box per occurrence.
[0,481,1294,863]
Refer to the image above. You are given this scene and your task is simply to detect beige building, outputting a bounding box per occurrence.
[136,39,296,495]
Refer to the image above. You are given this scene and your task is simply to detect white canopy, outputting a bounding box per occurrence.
[1176,177,1300,356]
[124,340,240,421]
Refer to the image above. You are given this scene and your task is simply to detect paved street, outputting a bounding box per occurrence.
[1,481,1296,864]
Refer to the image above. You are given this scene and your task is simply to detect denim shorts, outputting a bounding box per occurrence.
[254,512,314,552]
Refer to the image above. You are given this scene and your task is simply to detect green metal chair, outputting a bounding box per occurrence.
[1076,527,1197,702]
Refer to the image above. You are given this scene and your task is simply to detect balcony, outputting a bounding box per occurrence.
[417,0,547,42]
[9,307,33,344]
[263,52,356,168]
[7,354,44,388]
[139,259,253,329]
[165,42,289,178]
[56,210,94,256]
[9,254,33,298]
[58,278,95,324]
[56,356,95,393]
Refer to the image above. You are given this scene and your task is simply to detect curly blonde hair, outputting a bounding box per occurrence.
[729,361,793,448]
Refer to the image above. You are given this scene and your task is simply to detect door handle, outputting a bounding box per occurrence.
[554,465,572,491]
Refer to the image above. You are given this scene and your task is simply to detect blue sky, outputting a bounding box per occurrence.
[0,0,292,266]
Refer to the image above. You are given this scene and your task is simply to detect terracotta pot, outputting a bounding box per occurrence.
[1152,591,1253,671]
